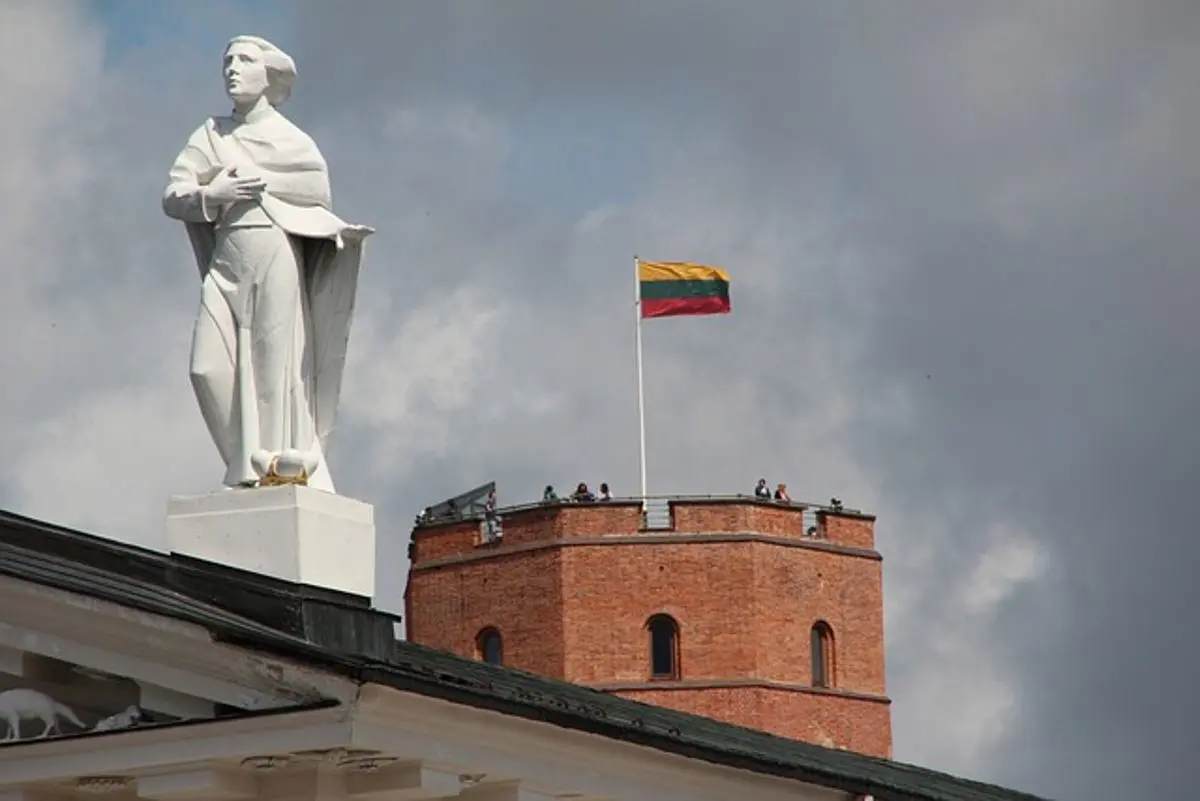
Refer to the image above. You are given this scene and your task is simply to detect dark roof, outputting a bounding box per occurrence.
[0,508,1050,801]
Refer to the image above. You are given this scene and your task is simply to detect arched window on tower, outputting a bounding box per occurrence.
[646,614,680,679]
[811,621,834,688]
[476,627,503,666]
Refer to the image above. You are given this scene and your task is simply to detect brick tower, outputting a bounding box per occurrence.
[404,496,892,757]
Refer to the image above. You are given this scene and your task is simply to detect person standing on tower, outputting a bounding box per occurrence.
[483,489,501,542]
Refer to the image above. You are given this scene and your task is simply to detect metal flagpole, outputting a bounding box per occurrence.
[634,255,648,501]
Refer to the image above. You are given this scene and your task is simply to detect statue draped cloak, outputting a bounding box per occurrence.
[163,106,365,492]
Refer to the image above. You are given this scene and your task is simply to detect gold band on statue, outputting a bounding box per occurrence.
[258,455,309,487]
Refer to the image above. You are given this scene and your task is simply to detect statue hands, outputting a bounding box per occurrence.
[204,165,266,205]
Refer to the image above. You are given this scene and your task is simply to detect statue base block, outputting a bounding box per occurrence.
[166,485,375,600]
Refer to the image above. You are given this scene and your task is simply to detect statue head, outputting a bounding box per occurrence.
[223,35,295,108]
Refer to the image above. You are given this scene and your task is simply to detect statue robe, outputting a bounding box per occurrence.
[163,105,365,492]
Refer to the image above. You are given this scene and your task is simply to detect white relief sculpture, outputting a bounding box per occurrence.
[163,35,374,493]
[92,704,145,732]
[0,688,86,741]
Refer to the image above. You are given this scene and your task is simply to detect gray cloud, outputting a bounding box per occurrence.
[3,2,1198,799]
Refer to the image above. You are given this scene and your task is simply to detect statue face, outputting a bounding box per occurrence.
[223,41,269,104]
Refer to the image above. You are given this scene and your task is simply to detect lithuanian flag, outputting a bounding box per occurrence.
[638,261,732,319]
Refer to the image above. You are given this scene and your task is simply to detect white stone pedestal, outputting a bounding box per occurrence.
[166,485,376,599]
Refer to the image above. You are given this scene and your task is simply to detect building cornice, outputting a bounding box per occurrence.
[351,683,845,801]
[0,702,352,785]
[0,574,358,708]
[0,686,844,801]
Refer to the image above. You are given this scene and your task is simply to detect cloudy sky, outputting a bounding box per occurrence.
[4,1,1199,798]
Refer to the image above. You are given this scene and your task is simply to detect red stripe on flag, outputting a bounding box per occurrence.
[641,296,731,319]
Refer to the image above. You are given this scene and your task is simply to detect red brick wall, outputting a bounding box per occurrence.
[413,501,877,553]
[556,538,885,694]
[553,502,645,537]
[561,542,761,683]
[753,545,887,693]
[407,549,566,678]
[667,501,877,550]
[411,519,479,561]
[817,511,875,549]
[611,685,892,758]
[412,501,649,563]
[493,502,645,544]
[406,498,890,756]
[671,501,807,538]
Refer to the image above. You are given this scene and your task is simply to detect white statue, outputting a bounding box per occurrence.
[92,704,145,732]
[163,35,373,493]
[0,688,86,741]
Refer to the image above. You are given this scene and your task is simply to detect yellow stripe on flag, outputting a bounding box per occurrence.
[638,261,730,283]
